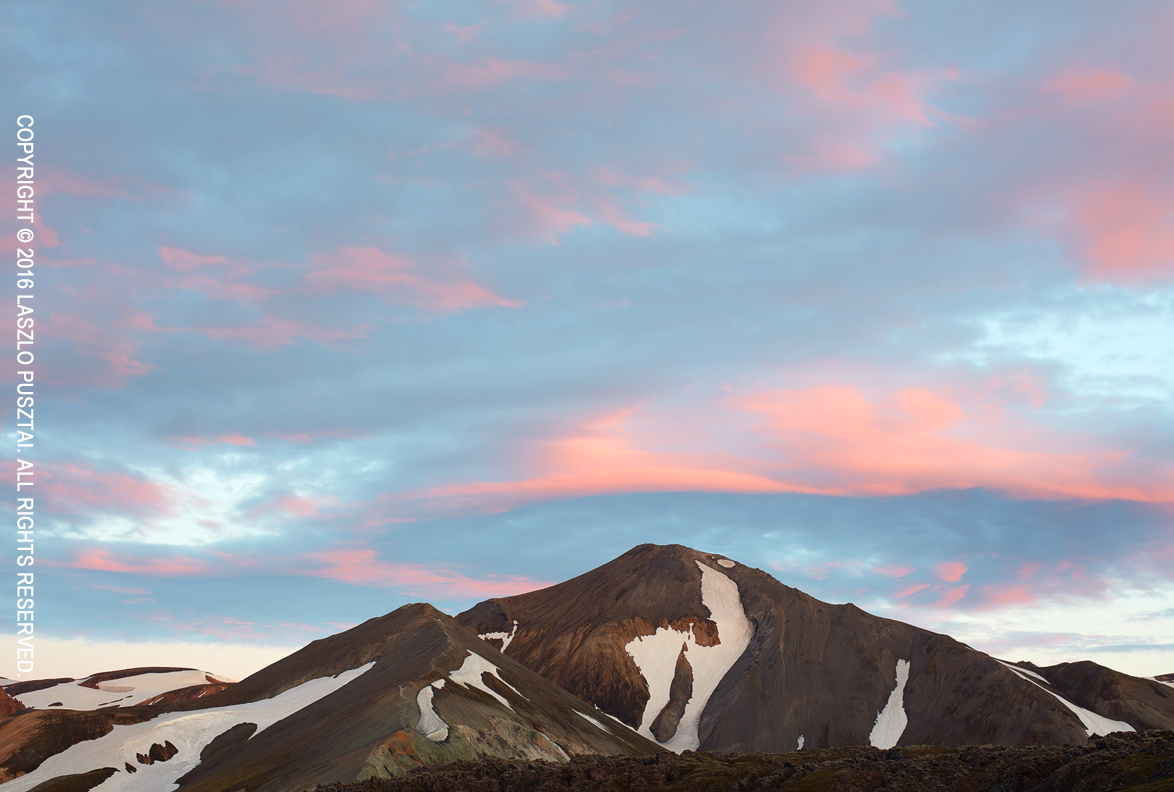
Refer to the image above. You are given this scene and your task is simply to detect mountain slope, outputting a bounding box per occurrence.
[457,543,1173,752]
[0,603,656,792]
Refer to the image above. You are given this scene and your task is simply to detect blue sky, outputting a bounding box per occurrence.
[2,0,1172,680]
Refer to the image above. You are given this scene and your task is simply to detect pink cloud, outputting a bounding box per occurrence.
[934,585,970,608]
[393,375,1172,517]
[509,181,594,244]
[591,165,692,196]
[40,462,174,517]
[872,564,915,578]
[305,548,552,598]
[514,0,571,19]
[596,199,657,237]
[397,406,810,516]
[43,310,156,386]
[894,582,930,598]
[1018,561,1044,580]
[443,22,481,45]
[246,492,334,521]
[271,429,366,444]
[305,246,523,311]
[156,246,276,303]
[980,584,1038,608]
[185,316,369,349]
[158,246,229,270]
[1044,68,1136,105]
[755,1,955,172]
[64,549,209,576]
[935,561,968,583]
[472,127,524,158]
[1069,179,1174,283]
[169,434,257,448]
[89,583,151,595]
[220,0,388,36]
[732,385,1169,501]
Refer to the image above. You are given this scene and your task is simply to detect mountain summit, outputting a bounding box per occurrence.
[457,543,1174,752]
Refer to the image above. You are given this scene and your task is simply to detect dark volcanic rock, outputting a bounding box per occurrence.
[135,682,232,706]
[0,687,26,718]
[457,544,1159,752]
[25,767,118,792]
[3,680,73,697]
[311,730,1174,792]
[650,648,692,744]
[76,668,194,690]
[1029,660,1174,730]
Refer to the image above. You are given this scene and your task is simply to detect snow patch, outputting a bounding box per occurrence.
[574,710,614,735]
[448,652,524,710]
[546,738,570,761]
[796,734,804,750]
[478,620,520,654]
[415,683,449,742]
[0,662,374,792]
[996,660,1051,685]
[13,670,231,711]
[624,561,753,752]
[868,659,910,749]
[1002,662,1134,736]
[716,559,735,568]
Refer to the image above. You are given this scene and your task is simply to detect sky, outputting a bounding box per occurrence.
[1,0,1172,681]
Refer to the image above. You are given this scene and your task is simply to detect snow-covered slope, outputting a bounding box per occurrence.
[625,561,752,751]
[998,661,1134,737]
[0,664,371,791]
[11,670,234,711]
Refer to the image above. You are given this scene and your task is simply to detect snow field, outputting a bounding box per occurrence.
[13,670,235,711]
[868,659,910,749]
[448,651,526,710]
[0,662,374,792]
[478,621,520,654]
[624,561,753,752]
[415,680,449,742]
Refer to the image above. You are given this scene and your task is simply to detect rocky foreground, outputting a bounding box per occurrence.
[313,731,1174,792]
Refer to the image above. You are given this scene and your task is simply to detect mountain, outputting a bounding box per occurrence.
[457,543,1174,752]
[0,603,655,792]
[0,543,1170,791]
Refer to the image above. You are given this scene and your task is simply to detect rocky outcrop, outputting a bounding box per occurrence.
[0,687,25,718]
[76,668,194,690]
[310,730,1174,792]
[135,683,232,706]
[2,679,71,697]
